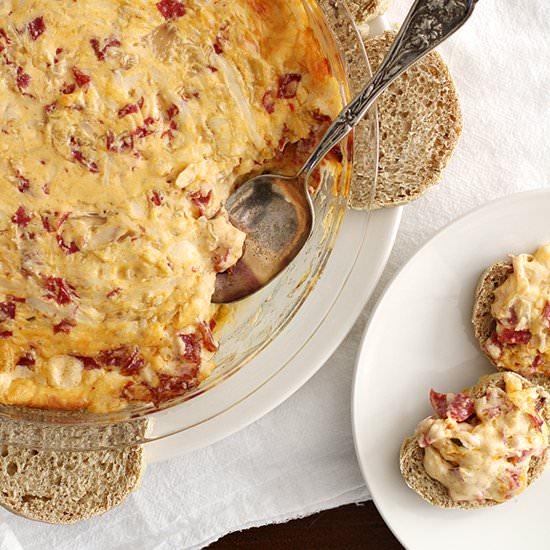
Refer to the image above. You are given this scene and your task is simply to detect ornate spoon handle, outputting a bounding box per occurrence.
[300,0,478,177]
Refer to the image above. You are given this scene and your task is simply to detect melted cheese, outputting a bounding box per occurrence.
[0,0,343,412]
[417,373,549,503]
[486,243,550,378]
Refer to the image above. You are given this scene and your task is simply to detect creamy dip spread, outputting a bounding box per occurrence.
[485,243,550,379]
[0,0,342,412]
[416,373,548,503]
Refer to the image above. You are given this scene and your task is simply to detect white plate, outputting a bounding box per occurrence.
[353,189,550,550]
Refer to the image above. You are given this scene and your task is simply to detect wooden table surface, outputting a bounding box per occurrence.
[211,501,404,549]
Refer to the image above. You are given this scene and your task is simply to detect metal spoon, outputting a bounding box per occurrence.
[213,0,477,303]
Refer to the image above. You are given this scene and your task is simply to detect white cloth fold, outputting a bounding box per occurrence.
[2,0,549,547]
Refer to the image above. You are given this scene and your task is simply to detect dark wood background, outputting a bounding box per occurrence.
[211,501,404,549]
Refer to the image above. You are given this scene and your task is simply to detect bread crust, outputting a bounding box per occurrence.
[400,372,550,509]
[0,445,144,524]
[349,30,462,210]
[473,261,550,393]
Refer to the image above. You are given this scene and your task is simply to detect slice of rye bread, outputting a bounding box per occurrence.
[400,372,550,509]
[472,261,513,344]
[349,30,462,210]
[472,261,550,393]
[0,444,144,524]
[347,0,393,23]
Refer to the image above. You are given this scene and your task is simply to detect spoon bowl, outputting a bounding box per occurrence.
[212,174,313,303]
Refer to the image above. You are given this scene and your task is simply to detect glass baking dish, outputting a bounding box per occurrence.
[0,0,379,451]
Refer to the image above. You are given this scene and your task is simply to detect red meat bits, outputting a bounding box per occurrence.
[16,172,30,193]
[106,131,135,153]
[179,333,201,365]
[497,327,532,345]
[73,355,101,370]
[152,370,199,404]
[213,35,224,55]
[262,90,275,114]
[134,117,156,139]
[167,103,179,119]
[41,211,69,233]
[156,0,186,20]
[429,390,475,422]
[16,352,36,367]
[72,66,91,88]
[198,321,218,353]
[0,301,16,321]
[11,206,33,228]
[118,102,140,118]
[543,301,550,327]
[61,83,76,95]
[150,191,164,206]
[53,319,77,334]
[278,73,302,99]
[98,346,145,376]
[43,277,79,305]
[90,37,121,61]
[16,67,31,93]
[0,29,11,52]
[56,234,80,255]
[72,150,99,173]
[28,17,46,40]
[44,101,57,113]
[531,413,544,433]
[190,190,212,217]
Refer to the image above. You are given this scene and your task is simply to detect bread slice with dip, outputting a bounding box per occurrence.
[400,372,550,508]
[473,243,550,393]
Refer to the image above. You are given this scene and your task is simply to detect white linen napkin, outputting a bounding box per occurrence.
[2,0,549,547]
